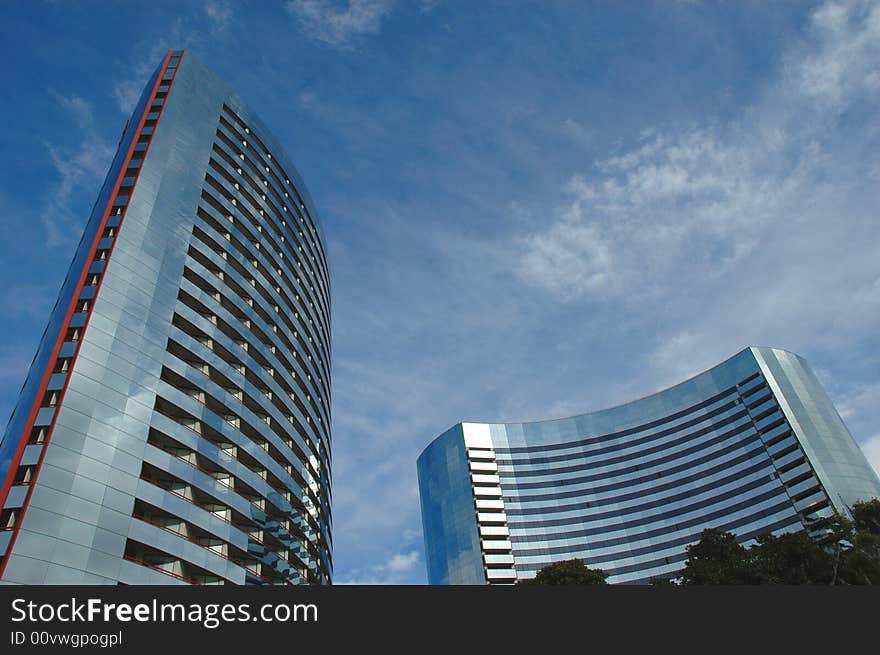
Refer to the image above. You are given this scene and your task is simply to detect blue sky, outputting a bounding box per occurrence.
[1,0,879,584]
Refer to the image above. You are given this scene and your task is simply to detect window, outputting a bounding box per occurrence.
[13,466,34,485]
[179,417,201,434]
[1,508,18,529]
[28,427,47,445]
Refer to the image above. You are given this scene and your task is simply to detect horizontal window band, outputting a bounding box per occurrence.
[519,514,803,582]
[498,407,752,477]
[494,376,761,456]
[508,468,785,530]
[512,503,800,562]
[497,397,745,467]
[502,420,764,494]
[508,485,789,546]
[505,442,770,508]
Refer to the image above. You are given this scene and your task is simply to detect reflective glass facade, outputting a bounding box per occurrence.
[417,347,880,584]
[0,51,332,585]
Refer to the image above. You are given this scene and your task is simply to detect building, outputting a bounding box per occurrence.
[0,51,332,585]
[417,347,880,584]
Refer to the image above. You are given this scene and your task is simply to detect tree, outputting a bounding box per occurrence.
[851,498,880,535]
[839,499,880,585]
[679,498,880,586]
[813,513,855,585]
[679,528,756,584]
[749,531,832,584]
[520,559,608,585]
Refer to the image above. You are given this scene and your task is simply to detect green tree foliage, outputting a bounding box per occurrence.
[812,513,855,585]
[840,499,880,585]
[851,498,880,535]
[749,531,832,584]
[519,559,608,585]
[678,499,880,585]
[679,528,755,584]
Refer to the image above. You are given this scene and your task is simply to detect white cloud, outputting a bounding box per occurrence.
[386,550,420,575]
[41,96,114,247]
[860,435,880,478]
[112,76,146,116]
[110,19,195,115]
[286,0,394,48]
[516,1,880,307]
[649,331,705,382]
[53,93,94,129]
[836,383,880,423]
[518,220,612,301]
[796,0,880,111]
[336,549,420,584]
[204,0,233,35]
[830,382,880,455]
[514,125,789,303]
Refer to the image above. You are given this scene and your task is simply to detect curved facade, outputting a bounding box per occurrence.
[418,347,880,584]
[0,51,332,584]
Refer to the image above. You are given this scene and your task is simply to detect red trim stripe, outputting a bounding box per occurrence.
[0,50,185,579]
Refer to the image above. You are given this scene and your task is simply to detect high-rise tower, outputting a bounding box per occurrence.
[0,51,332,585]
[418,347,880,584]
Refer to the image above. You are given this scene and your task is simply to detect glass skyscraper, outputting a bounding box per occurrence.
[418,347,880,584]
[0,51,332,584]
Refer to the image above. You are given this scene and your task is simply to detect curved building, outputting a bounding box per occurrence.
[0,51,332,584]
[418,347,880,584]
